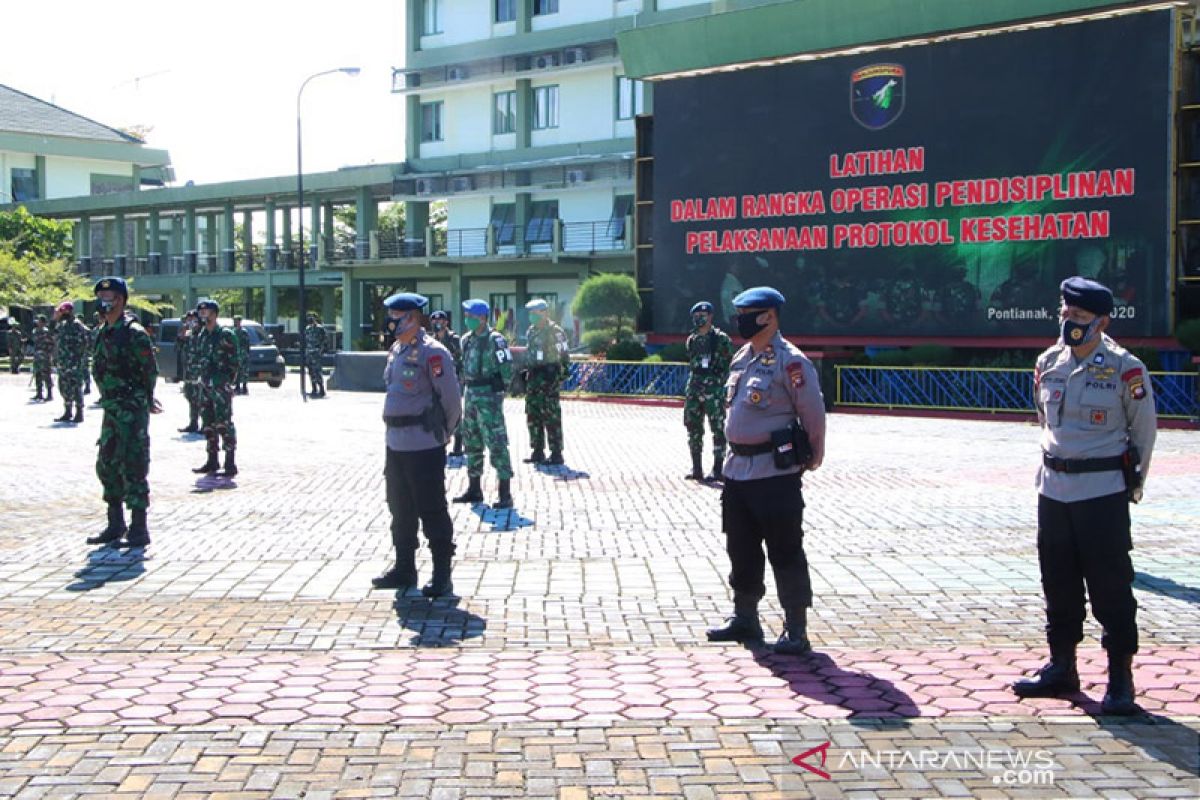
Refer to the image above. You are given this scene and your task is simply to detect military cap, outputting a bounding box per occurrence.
[525,298,549,312]
[56,301,74,314]
[429,310,450,321]
[93,276,128,298]
[1060,276,1113,317]
[732,286,786,309]
[690,301,714,314]
[196,298,219,312]
[382,292,427,311]
[233,314,243,322]
[36,314,47,323]
[462,298,490,317]
[183,310,197,318]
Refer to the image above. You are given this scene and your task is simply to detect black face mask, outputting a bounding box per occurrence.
[692,314,709,329]
[1061,317,1099,347]
[96,300,115,314]
[736,311,768,339]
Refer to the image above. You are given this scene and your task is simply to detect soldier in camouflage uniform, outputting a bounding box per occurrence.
[429,310,463,455]
[937,264,981,322]
[304,314,328,397]
[880,265,931,327]
[683,301,734,481]
[31,315,54,401]
[6,321,24,374]
[233,315,251,395]
[453,298,515,509]
[86,277,160,549]
[192,299,240,478]
[52,301,90,423]
[521,298,570,465]
[178,311,203,433]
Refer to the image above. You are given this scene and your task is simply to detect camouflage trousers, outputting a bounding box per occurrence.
[684,384,727,457]
[58,368,85,410]
[463,388,513,480]
[33,358,52,395]
[525,367,563,453]
[200,383,237,453]
[96,401,151,510]
[305,354,324,387]
[182,381,201,424]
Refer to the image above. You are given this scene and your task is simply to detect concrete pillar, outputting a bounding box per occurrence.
[204,213,217,272]
[516,78,532,150]
[147,210,161,274]
[185,208,198,273]
[515,277,529,334]
[222,202,236,272]
[134,219,147,275]
[242,210,254,271]
[309,200,321,266]
[405,201,429,254]
[264,199,278,270]
[340,276,361,351]
[321,287,336,323]
[113,213,127,275]
[355,187,376,259]
[448,266,463,327]
[516,0,532,33]
[281,205,293,268]
[77,215,92,273]
[515,193,532,255]
[264,273,277,325]
[322,203,335,262]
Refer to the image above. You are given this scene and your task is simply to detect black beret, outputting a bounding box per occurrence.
[93,276,128,299]
[1060,276,1113,317]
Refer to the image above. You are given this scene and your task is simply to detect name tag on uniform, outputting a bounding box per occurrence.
[701,356,710,369]
[536,351,544,361]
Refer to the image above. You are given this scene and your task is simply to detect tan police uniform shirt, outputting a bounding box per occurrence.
[722,331,826,481]
[383,329,463,452]
[1035,333,1157,503]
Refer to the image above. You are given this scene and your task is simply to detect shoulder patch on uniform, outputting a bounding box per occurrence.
[494,334,508,349]
[429,354,444,377]
[786,362,805,388]
[1121,367,1143,382]
[1129,374,1147,400]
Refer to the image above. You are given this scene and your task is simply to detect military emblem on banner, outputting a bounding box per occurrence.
[851,64,906,130]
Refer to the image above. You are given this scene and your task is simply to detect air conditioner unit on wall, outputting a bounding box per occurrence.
[415,178,438,196]
[450,176,473,192]
[533,52,559,70]
[447,65,468,81]
[563,47,589,65]
[566,168,590,185]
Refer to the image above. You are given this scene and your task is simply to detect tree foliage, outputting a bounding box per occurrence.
[571,273,640,338]
[0,207,74,261]
[0,244,91,309]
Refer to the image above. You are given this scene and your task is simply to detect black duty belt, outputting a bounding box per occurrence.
[729,441,773,456]
[385,414,423,428]
[1042,453,1124,474]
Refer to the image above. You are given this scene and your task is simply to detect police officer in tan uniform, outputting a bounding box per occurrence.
[372,292,464,597]
[1012,276,1157,715]
[706,287,826,655]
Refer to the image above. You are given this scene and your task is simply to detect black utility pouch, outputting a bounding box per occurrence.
[770,425,799,469]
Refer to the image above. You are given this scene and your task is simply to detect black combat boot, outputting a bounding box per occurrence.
[121,508,150,548]
[685,450,704,481]
[450,433,463,457]
[706,593,765,643]
[452,476,484,504]
[193,447,221,474]
[1101,653,1138,715]
[56,405,73,422]
[372,549,418,590]
[422,545,455,598]
[775,607,813,655]
[523,449,545,464]
[221,450,238,478]
[708,449,725,482]
[1012,645,1080,698]
[494,479,514,509]
[86,503,127,546]
[72,406,83,423]
[178,422,199,433]
[547,450,563,466]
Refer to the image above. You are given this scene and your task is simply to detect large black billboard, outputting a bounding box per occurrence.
[651,9,1173,338]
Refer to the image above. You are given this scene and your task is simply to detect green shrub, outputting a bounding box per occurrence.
[1176,318,1200,354]
[606,339,648,362]
[656,342,688,362]
[907,344,956,366]
[643,353,663,363]
[869,348,913,367]
[582,329,615,355]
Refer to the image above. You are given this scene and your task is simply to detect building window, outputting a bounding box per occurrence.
[494,91,517,135]
[495,0,516,23]
[491,203,516,245]
[526,200,558,244]
[534,0,558,15]
[608,195,634,239]
[423,0,442,34]
[424,294,445,314]
[617,77,644,120]
[533,85,559,130]
[421,101,444,142]
[10,168,37,202]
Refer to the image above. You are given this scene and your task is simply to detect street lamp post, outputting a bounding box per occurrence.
[297,66,360,400]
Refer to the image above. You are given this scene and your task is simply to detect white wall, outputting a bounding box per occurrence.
[531,67,617,149]
[447,195,493,229]
[421,0,493,49]
[531,1,613,31]
[419,82,493,159]
[658,0,709,10]
[45,156,133,198]
[553,187,614,223]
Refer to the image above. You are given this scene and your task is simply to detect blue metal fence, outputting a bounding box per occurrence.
[835,366,1199,419]
[564,361,689,398]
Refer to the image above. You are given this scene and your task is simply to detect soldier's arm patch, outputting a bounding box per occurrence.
[429,354,444,377]
[1129,376,1147,400]
[786,362,805,388]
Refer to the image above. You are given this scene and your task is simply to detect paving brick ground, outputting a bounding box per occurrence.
[0,372,1197,798]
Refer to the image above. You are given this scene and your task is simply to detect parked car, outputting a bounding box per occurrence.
[154,318,286,388]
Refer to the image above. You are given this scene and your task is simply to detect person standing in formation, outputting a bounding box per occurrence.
[191,299,240,478]
[52,301,90,423]
[454,299,515,509]
[683,301,734,481]
[521,298,571,466]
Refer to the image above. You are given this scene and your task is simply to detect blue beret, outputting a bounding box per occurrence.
[690,301,714,314]
[525,298,549,312]
[196,298,219,312]
[93,276,128,298]
[1060,276,1113,316]
[383,292,428,312]
[462,298,490,317]
[429,310,449,321]
[733,286,786,309]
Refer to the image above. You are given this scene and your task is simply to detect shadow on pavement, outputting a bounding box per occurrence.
[66,546,147,592]
[1096,713,1200,778]
[392,595,486,647]
[754,649,920,723]
[470,503,534,532]
[535,463,590,481]
[1134,571,1200,605]
[191,475,238,493]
